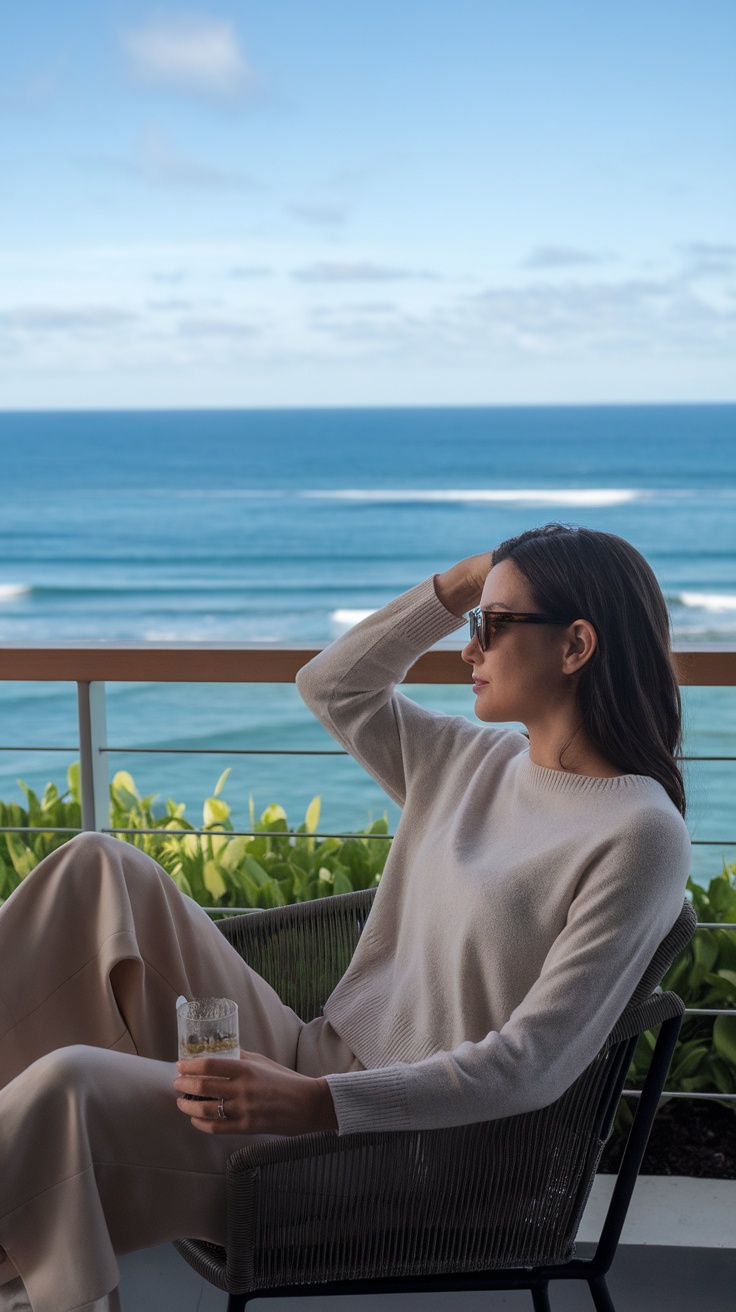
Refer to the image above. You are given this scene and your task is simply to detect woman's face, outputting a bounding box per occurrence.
[461,558,577,727]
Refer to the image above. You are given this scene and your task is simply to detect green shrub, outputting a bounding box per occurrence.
[626,867,736,1098]
[0,765,390,910]
[0,768,82,899]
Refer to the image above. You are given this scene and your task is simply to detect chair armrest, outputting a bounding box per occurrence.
[608,989,684,1044]
[220,986,687,1295]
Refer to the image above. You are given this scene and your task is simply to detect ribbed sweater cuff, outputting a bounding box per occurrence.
[325,1066,411,1135]
[381,576,466,655]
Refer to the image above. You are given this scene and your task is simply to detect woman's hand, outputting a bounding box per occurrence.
[174,1049,338,1136]
[434,550,494,618]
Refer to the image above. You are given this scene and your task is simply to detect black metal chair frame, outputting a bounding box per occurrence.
[175,889,692,1312]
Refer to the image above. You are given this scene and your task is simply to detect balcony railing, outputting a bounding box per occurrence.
[1,641,735,1105]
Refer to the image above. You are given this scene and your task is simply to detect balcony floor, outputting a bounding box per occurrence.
[118,1241,735,1311]
[118,1173,736,1312]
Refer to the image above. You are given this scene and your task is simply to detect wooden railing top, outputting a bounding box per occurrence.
[0,644,734,685]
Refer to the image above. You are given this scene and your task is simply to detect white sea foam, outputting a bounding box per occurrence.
[301,488,642,507]
[0,583,31,602]
[331,608,376,629]
[678,592,736,613]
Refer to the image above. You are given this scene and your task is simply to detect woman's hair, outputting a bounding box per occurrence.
[492,523,686,815]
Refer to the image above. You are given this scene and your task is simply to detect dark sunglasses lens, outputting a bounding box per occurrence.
[469,610,487,650]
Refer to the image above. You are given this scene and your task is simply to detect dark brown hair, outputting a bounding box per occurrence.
[493,524,686,815]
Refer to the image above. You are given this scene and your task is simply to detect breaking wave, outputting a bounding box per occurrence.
[302,488,643,507]
[0,583,31,602]
[676,592,736,613]
[331,608,376,630]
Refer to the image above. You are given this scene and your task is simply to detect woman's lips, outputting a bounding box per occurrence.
[472,678,488,692]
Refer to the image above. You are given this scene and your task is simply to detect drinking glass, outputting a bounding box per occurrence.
[176,996,240,1062]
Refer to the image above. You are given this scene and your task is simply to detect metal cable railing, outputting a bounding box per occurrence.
[0,822,734,844]
[0,741,734,849]
[0,745,349,756]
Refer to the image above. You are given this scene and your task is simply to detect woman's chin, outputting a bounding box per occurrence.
[473,698,498,722]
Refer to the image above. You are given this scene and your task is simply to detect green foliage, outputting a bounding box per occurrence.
[0,766,82,902]
[615,865,736,1138]
[0,766,390,911]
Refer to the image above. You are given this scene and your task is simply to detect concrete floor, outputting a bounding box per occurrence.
[117,1174,736,1312]
[118,1242,736,1312]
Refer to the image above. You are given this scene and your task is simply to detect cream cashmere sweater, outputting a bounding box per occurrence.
[296,576,691,1136]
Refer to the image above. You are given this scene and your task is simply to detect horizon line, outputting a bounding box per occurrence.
[1,398,735,416]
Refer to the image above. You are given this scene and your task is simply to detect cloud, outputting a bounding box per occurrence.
[293,261,438,283]
[151,269,187,285]
[138,125,251,187]
[466,273,736,355]
[681,242,736,261]
[303,260,736,364]
[229,265,272,279]
[287,202,348,227]
[148,298,191,310]
[344,301,398,313]
[178,316,257,338]
[0,306,136,333]
[522,245,614,270]
[123,15,257,99]
[679,241,736,280]
[79,127,254,190]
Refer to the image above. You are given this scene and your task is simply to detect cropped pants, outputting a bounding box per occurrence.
[0,834,363,1312]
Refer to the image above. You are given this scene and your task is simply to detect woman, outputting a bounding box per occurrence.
[0,524,691,1311]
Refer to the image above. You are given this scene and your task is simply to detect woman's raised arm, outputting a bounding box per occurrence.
[296,558,492,805]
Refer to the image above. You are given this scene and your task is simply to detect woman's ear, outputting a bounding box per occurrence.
[561,620,597,675]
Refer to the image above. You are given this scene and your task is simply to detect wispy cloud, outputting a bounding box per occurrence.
[178,316,257,338]
[303,260,736,364]
[229,265,272,279]
[681,242,736,261]
[122,15,258,100]
[679,241,736,280]
[522,245,614,270]
[287,201,348,227]
[293,261,438,283]
[0,306,136,332]
[344,301,398,313]
[148,298,191,310]
[138,125,249,187]
[78,126,255,190]
[465,271,736,357]
[151,269,187,285]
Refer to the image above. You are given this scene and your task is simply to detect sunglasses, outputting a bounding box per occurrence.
[468,607,573,652]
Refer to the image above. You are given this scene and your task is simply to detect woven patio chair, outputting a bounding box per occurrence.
[175,888,695,1312]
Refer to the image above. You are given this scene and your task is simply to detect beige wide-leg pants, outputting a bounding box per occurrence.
[0,834,362,1312]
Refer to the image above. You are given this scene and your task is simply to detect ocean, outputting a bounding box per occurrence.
[0,404,734,883]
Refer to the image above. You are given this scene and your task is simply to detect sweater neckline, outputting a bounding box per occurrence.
[517,749,654,795]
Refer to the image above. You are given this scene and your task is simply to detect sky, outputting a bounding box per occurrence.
[0,0,734,408]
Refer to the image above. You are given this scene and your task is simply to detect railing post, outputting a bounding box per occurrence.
[77,681,109,832]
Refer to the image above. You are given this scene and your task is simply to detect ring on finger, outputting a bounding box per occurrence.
[217,1097,228,1120]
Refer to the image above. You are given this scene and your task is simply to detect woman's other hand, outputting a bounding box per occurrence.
[434,550,494,618]
[174,1050,338,1136]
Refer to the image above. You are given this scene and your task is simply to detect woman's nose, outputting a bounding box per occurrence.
[461,637,479,665]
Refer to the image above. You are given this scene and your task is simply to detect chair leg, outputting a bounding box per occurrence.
[226,1296,247,1311]
[588,1275,616,1312]
[531,1284,552,1312]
